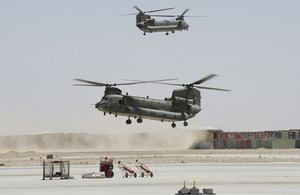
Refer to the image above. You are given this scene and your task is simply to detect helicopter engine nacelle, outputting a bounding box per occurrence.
[145,18,155,25]
[104,87,122,96]
[173,96,194,104]
[136,14,151,23]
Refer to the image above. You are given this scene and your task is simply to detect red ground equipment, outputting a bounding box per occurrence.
[100,157,114,178]
[135,160,153,177]
[118,161,137,178]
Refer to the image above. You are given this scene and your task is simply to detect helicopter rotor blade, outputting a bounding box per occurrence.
[192,74,217,85]
[134,6,174,14]
[73,84,104,87]
[181,9,190,16]
[133,6,143,13]
[145,7,175,13]
[144,74,230,91]
[118,13,139,16]
[184,15,207,18]
[148,14,177,17]
[177,9,190,19]
[148,14,206,18]
[123,78,178,83]
[73,79,157,87]
[119,7,174,17]
[194,86,231,92]
[74,79,107,86]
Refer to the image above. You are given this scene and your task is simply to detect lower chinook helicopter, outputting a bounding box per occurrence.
[74,74,230,128]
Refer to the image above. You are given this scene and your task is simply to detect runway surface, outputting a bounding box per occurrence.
[1,162,300,194]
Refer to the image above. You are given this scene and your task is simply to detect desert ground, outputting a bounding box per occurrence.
[1,132,300,194]
[1,149,300,167]
[0,149,300,195]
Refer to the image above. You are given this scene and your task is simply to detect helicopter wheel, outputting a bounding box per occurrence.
[183,121,188,127]
[171,122,176,128]
[166,32,169,35]
[126,119,132,125]
[172,31,175,33]
[137,118,143,123]
[143,32,146,36]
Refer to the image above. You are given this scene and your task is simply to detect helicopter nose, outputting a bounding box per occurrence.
[95,101,107,109]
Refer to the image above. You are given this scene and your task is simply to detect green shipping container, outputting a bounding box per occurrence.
[271,139,295,149]
[281,131,289,139]
[256,140,267,148]
[265,140,273,149]
[275,131,282,139]
[226,140,238,149]
[251,140,257,149]
[295,140,300,148]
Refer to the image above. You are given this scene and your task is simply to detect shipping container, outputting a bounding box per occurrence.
[227,140,238,149]
[214,140,227,149]
[281,131,289,139]
[265,140,273,149]
[271,139,295,149]
[267,131,275,139]
[248,132,255,140]
[254,132,260,139]
[242,132,249,140]
[213,132,218,140]
[234,132,243,140]
[251,140,257,149]
[219,132,229,140]
[288,132,297,139]
[261,132,269,139]
[214,131,223,140]
[227,132,234,139]
[295,140,300,148]
[275,131,283,139]
[206,132,214,141]
[256,140,267,148]
[238,140,251,149]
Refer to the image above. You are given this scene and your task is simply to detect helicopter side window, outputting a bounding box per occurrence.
[119,100,125,105]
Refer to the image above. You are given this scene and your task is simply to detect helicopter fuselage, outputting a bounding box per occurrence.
[95,88,201,124]
[136,14,189,34]
[137,20,189,33]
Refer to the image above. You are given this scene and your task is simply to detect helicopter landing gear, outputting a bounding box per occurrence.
[166,32,169,35]
[137,117,143,123]
[143,32,146,36]
[172,31,175,33]
[126,118,132,125]
[183,121,188,127]
[104,112,106,116]
[171,122,176,128]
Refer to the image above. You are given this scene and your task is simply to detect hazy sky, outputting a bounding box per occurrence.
[1,0,300,135]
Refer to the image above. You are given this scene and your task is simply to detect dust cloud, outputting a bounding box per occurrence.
[0,130,209,152]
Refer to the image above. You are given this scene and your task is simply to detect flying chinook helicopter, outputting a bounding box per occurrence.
[120,6,203,36]
[74,74,230,128]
